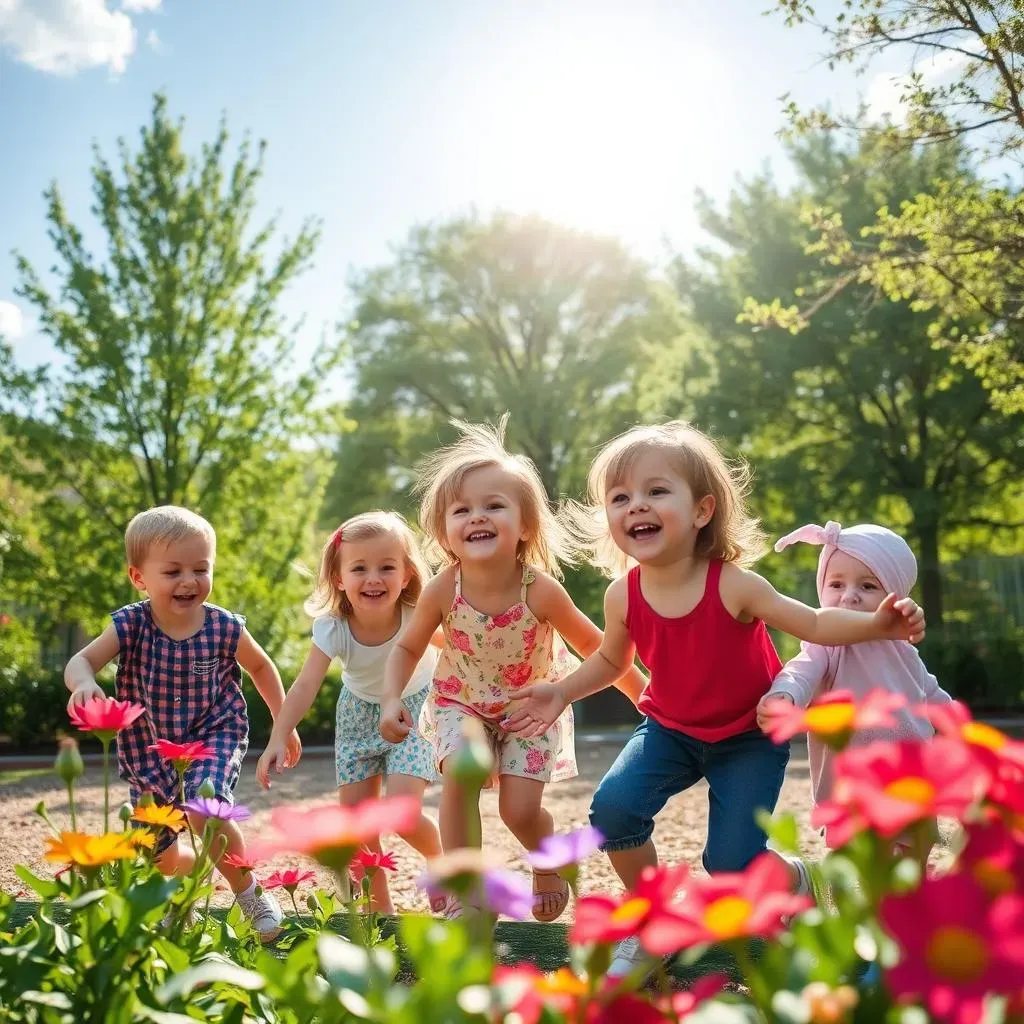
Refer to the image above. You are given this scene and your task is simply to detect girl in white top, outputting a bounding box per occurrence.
[257,510,443,913]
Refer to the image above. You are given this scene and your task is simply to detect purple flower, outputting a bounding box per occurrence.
[184,796,251,822]
[526,826,604,871]
[481,869,533,920]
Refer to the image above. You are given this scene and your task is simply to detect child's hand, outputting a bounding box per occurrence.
[502,683,566,738]
[380,698,411,743]
[256,740,289,790]
[756,693,794,732]
[284,729,303,768]
[873,593,926,644]
[66,681,104,715]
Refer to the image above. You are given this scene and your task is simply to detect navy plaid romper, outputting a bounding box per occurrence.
[112,601,249,809]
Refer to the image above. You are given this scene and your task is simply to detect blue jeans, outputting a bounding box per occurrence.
[589,716,790,874]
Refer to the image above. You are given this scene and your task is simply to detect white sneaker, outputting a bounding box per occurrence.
[237,887,284,943]
[607,935,650,978]
[160,905,200,931]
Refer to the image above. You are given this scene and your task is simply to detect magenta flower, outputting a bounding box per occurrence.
[482,869,534,920]
[183,797,251,822]
[527,826,605,871]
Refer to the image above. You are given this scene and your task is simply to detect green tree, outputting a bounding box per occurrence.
[0,94,336,652]
[330,212,685,517]
[672,131,1024,626]
[762,0,1024,411]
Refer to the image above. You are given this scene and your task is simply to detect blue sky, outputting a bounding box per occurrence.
[0,0,905,371]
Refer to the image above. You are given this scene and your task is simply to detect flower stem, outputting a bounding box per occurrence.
[101,739,111,833]
[66,780,77,831]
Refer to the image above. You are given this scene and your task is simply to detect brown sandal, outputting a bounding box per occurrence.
[531,870,570,923]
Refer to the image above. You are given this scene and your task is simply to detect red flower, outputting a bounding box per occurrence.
[919,702,1024,814]
[663,973,729,1018]
[521,624,538,655]
[221,852,260,873]
[351,849,397,883]
[882,873,1024,1024]
[149,739,216,772]
[262,867,317,893]
[492,965,664,1024]
[647,854,811,950]
[0,613,12,627]
[571,864,689,953]
[812,738,988,843]
[487,604,524,631]
[69,696,145,742]
[250,796,419,873]
[449,628,474,655]
[762,688,905,749]
[957,821,1024,900]
[502,662,533,689]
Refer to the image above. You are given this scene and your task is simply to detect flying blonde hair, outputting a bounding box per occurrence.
[564,420,768,577]
[415,415,574,578]
[305,510,431,619]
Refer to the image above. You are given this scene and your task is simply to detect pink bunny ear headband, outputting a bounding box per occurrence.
[774,520,918,600]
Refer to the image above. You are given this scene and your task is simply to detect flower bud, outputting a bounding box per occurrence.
[54,737,84,784]
[197,778,216,799]
[137,792,155,809]
[450,718,494,791]
[119,802,134,824]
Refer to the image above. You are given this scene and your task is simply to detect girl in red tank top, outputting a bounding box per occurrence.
[505,421,925,975]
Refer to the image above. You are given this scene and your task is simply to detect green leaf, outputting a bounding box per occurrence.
[67,889,109,911]
[21,991,73,1009]
[15,865,62,899]
[756,810,799,854]
[155,957,265,1003]
[317,933,372,994]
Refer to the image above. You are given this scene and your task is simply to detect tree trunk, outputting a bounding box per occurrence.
[916,518,944,631]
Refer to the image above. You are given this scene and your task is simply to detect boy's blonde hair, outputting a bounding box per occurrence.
[415,415,574,578]
[305,510,430,618]
[125,506,216,568]
[566,421,768,577]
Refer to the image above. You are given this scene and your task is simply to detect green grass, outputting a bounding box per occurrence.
[0,767,50,786]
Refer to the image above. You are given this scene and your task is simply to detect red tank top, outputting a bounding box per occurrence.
[630,560,782,742]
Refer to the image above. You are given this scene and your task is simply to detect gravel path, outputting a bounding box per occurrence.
[1,735,825,915]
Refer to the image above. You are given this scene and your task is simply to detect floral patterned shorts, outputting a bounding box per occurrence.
[420,696,577,783]
[335,686,436,787]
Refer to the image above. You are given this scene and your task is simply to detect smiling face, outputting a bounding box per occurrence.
[336,534,412,616]
[604,449,715,567]
[443,464,527,566]
[821,550,885,612]
[128,534,214,621]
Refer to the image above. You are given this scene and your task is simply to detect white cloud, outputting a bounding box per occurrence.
[144,26,158,49]
[0,301,26,341]
[866,48,973,123]
[0,0,160,75]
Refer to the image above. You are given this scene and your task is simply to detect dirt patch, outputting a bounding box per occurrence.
[1,735,826,915]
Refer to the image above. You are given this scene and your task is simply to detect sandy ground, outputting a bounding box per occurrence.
[0,732,827,917]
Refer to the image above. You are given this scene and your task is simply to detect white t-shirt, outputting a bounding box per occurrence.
[311,605,436,704]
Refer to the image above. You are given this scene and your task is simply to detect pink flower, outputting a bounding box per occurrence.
[250,796,419,873]
[502,662,533,689]
[148,739,216,773]
[262,867,317,893]
[521,624,538,655]
[882,873,1024,1024]
[571,864,690,951]
[487,604,524,631]
[222,852,260,872]
[449,628,474,655]
[664,973,729,1017]
[351,849,397,883]
[812,738,989,843]
[435,675,463,697]
[525,748,545,774]
[648,854,812,950]
[761,688,905,749]
[957,821,1024,900]
[69,697,146,743]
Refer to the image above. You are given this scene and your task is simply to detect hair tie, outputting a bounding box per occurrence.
[330,527,344,551]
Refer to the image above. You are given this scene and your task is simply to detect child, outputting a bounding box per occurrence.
[256,510,444,914]
[756,521,952,845]
[64,505,301,942]
[379,418,646,922]
[504,422,925,973]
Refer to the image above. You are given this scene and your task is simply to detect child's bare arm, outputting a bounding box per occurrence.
[64,626,120,712]
[530,574,647,703]
[237,629,287,716]
[724,565,926,645]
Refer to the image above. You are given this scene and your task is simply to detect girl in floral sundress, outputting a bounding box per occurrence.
[380,417,646,921]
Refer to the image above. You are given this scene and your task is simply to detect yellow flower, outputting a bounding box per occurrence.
[45,831,137,868]
[132,803,186,831]
[127,829,156,850]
